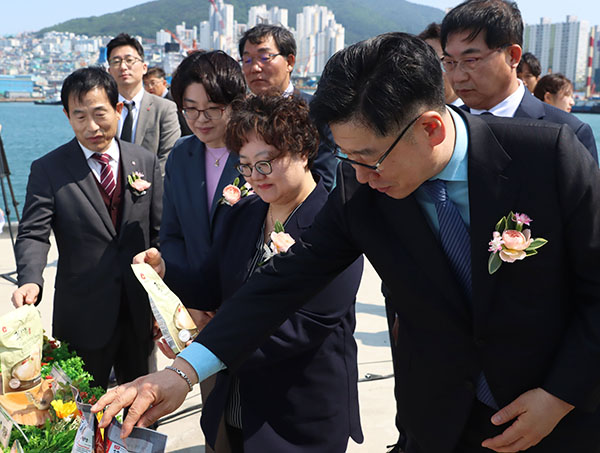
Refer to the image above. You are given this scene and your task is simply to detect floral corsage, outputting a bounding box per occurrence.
[127,171,151,196]
[487,212,548,274]
[220,177,253,206]
[261,221,295,264]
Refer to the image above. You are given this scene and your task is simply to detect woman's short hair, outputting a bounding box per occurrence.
[226,94,319,169]
[170,50,247,110]
[533,73,572,101]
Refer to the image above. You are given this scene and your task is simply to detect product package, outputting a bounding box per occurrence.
[0,306,43,394]
[71,389,104,453]
[104,419,167,453]
[131,263,198,354]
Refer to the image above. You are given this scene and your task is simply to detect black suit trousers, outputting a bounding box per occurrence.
[73,286,153,389]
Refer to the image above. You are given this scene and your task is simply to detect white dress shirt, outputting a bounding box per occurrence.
[79,139,120,182]
[470,79,525,118]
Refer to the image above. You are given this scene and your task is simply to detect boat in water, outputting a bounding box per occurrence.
[571,100,600,114]
[34,98,61,106]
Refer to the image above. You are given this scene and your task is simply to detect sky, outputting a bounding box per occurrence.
[1,0,599,36]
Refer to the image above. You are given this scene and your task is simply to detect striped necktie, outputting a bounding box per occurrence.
[422,179,498,409]
[92,153,116,197]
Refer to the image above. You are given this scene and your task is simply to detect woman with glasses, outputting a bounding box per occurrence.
[156,50,246,453]
[138,95,363,452]
[159,50,246,309]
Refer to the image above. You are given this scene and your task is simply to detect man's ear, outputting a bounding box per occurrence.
[63,108,70,120]
[420,111,446,148]
[286,54,295,73]
[116,102,124,119]
[507,44,522,68]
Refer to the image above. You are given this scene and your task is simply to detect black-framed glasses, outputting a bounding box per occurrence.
[240,53,282,66]
[235,159,274,177]
[333,113,423,171]
[108,56,143,68]
[441,45,509,73]
[182,106,225,121]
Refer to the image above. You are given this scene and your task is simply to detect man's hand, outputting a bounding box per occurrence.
[11,283,40,308]
[132,247,166,278]
[155,309,215,359]
[481,388,574,452]
[92,357,198,439]
[188,309,215,332]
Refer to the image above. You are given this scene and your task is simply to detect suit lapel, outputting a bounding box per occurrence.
[135,91,151,146]
[462,111,519,328]
[63,138,117,237]
[376,192,471,324]
[209,152,240,224]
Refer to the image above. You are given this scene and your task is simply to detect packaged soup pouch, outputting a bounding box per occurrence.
[131,263,198,354]
[0,306,43,393]
[71,388,104,453]
[104,419,167,453]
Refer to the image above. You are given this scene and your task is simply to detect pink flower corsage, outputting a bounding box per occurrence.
[127,171,151,196]
[220,177,254,206]
[487,211,547,274]
[261,221,295,264]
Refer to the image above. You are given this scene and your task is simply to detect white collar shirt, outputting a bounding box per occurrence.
[80,139,120,183]
[470,79,525,118]
[118,88,145,141]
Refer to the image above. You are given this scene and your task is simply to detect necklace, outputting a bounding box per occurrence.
[206,148,228,167]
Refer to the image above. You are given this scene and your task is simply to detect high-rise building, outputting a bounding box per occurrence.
[202,0,237,56]
[524,16,591,90]
[295,5,344,77]
[248,5,288,28]
[156,29,172,46]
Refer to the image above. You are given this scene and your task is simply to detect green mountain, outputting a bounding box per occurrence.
[39,0,444,45]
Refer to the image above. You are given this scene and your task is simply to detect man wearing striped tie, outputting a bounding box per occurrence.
[12,67,162,390]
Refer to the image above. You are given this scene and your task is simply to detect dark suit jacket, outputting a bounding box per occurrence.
[15,138,162,350]
[294,88,339,191]
[164,89,193,137]
[160,135,241,306]
[464,88,598,163]
[196,109,600,452]
[135,91,181,175]
[187,180,363,452]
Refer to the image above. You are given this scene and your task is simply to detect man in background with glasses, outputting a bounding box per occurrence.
[107,33,180,175]
[238,24,338,192]
[441,0,597,163]
[144,66,192,137]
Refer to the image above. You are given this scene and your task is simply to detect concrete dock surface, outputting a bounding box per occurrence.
[0,230,397,452]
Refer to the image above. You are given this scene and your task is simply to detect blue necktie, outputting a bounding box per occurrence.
[422,179,498,409]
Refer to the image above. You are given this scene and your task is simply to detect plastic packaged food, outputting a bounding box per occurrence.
[131,263,198,354]
[0,306,43,394]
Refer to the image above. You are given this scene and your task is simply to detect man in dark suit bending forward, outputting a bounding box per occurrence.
[96,32,600,453]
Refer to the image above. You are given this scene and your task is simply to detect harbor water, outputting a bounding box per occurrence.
[1,101,600,217]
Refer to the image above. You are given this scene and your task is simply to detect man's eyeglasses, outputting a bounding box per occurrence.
[236,159,275,177]
[333,114,423,171]
[182,107,225,121]
[441,45,509,73]
[240,53,282,66]
[108,56,143,68]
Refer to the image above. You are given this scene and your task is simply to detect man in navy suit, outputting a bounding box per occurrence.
[441,0,598,164]
[96,32,600,453]
[238,24,339,191]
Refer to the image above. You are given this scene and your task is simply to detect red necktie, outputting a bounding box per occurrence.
[92,153,116,197]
